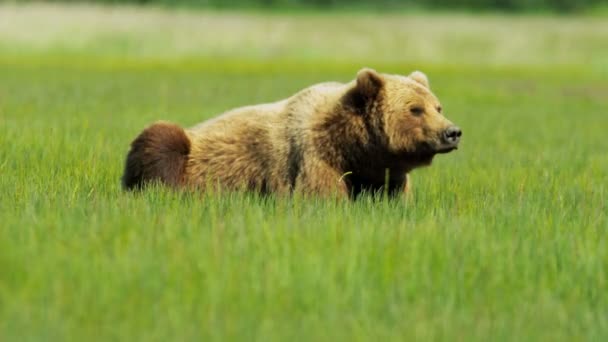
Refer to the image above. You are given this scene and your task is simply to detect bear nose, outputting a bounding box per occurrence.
[443,126,462,144]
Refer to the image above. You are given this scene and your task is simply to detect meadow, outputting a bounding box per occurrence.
[1,3,608,341]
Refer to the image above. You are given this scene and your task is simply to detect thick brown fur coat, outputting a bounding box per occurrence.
[122,68,461,198]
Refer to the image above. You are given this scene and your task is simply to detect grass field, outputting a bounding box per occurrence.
[1,4,608,341]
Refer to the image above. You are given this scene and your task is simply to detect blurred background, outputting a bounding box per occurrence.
[5,0,608,12]
[1,0,608,69]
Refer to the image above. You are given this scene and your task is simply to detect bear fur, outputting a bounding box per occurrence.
[122,68,461,198]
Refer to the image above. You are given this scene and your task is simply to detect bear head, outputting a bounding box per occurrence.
[349,68,462,167]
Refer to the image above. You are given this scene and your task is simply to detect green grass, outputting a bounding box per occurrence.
[1,4,608,341]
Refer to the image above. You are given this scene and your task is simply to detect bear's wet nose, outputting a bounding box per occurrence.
[443,126,462,144]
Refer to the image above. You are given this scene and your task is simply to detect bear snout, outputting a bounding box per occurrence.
[442,125,462,146]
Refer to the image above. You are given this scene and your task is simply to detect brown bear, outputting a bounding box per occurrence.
[122,68,461,198]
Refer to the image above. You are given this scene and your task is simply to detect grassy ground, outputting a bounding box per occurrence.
[1,4,608,341]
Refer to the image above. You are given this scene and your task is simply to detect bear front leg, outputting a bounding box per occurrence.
[296,159,349,199]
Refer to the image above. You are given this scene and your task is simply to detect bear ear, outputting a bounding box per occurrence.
[356,68,384,98]
[409,71,430,89]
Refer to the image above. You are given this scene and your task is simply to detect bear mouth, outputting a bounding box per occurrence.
[400,142,458,164]
[435,145,458,154]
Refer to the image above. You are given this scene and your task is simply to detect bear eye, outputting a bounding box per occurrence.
[410,107,424,116]
[437,106,443,113]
